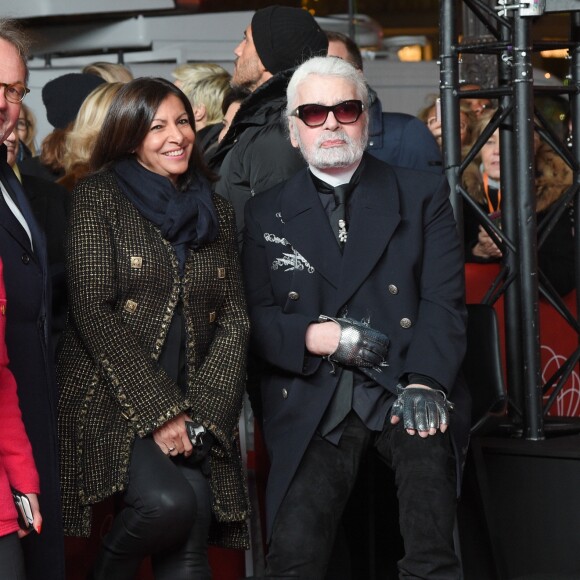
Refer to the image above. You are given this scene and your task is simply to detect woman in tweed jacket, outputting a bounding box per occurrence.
[57,78,250,579]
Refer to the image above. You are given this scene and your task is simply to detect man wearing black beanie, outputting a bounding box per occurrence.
[210,6,328,244]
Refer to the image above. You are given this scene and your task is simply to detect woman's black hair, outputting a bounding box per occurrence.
[91,77,216,189]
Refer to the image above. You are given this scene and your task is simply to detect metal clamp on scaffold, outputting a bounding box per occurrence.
[495,0,546,17]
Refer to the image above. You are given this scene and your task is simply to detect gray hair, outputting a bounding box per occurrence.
[0,19,29,83]
[286,56,369,116]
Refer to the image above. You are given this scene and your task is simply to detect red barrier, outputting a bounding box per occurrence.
[465,263,580,417]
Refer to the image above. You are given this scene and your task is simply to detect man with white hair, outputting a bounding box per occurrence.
[242,56,470,579]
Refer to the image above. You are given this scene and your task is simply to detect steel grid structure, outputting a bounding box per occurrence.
[439,0,580,440]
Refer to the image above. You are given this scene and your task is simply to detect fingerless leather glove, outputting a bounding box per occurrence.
[318,314,389,369]
[391,385,454,431]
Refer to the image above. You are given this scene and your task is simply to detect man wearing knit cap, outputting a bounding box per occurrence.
[211,5,328,244]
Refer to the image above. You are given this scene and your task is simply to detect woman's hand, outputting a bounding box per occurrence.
[472,226,502,259]
[427,117,442,147]
[153,412,193,458]
[17,493,42,538]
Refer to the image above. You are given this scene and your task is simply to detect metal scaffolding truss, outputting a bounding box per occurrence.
[439,0,580,439]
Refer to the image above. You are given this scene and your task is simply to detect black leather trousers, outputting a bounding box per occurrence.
[90,436,212,580]
[263,411,460,580]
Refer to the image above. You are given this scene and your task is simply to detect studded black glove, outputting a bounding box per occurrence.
[391,385,454,432]
[318,315,389,369]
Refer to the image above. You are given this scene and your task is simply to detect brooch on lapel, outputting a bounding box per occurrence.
[338,219,348,244]
[264,233,315,274]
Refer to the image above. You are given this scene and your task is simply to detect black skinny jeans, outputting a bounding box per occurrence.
[264,411,460,580]
[91,436,212,580]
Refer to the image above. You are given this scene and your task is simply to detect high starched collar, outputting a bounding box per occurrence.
[309,158,363,188]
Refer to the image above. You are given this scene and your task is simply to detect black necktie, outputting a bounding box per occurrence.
[330,183,350,247]
[311,177,355,248]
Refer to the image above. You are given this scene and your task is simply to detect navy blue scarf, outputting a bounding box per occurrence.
[113,158,218,273]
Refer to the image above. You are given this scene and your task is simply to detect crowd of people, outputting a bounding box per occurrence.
[0,4,574,580]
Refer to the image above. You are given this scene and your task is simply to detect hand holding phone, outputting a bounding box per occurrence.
[12,488,34,531]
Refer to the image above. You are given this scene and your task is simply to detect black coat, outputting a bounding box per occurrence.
[366,88,443,174]
[211,72,306,244]
[21,173,69,344]
[242,154,470,538]
[0,149,65,580]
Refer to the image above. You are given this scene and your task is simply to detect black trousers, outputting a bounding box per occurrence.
[264,412,460,580]
[0,532,26,580]
[91,436,212,580]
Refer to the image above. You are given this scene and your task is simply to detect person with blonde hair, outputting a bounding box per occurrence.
[82,61,133,83]
[172,63,231,152]
[59,82,124,191]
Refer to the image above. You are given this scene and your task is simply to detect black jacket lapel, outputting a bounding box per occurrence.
[279,170,343,288]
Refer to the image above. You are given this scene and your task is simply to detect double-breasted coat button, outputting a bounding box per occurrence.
[281,388,288,399]
[288,291,300,301]
[209,311,216,323]
[21,253,30,265]
[388,284,398,295]
[124,300,138,314]
[400,318,412,329]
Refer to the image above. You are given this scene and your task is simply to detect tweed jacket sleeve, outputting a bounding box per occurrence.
[65,172,191,436]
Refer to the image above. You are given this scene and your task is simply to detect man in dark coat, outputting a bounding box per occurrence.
[242,56,469,579]
[210,5,328,244]
[0,19,66,580]
[5,127,69,346]
[326,30,443,174]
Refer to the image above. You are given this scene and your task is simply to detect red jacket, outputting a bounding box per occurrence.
[0,257,39,537]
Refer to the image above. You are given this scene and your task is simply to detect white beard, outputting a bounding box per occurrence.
[296,126,368,169]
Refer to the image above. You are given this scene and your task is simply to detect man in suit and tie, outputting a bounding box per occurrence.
[0,19,65,580]
[242,56,470,579]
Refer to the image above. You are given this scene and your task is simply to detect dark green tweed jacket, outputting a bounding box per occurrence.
[57,170,250,548]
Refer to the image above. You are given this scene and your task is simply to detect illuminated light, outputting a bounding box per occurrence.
[397,45,422,62]
[545,73,551,79]
[540,49,569,58]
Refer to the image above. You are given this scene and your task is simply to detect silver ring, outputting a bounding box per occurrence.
[167,446,176,452]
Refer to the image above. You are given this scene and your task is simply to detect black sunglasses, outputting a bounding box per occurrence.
[290,100,365,127]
